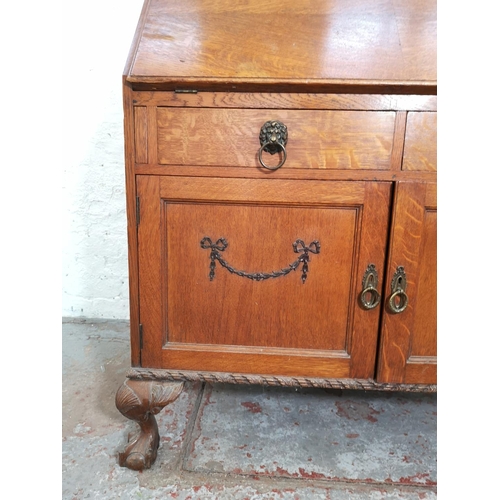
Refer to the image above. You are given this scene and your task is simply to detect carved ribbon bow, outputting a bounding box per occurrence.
[200,237,228,251]
[293,240,321,283]
[200,237,228,280]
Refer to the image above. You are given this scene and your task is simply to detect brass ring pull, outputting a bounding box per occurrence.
[387,266,408,314]
[388,289,409,314]
[360,286,381,310]
[258,142,287,170]
[258,120,288,170]
[359,264,381,310]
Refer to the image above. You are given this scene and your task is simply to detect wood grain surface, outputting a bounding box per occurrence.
[402,112,437,171]
[122,0,438,387]
[123,85,141,366]
[132,92,437,111]
[155,108,395,169]
[376,182,437,384]
[125,0,436,93]
[134,107,148,164]
[136,175,391,378]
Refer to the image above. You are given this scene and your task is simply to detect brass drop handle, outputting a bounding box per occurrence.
[258,120,288,170]
[359,264,381,310]
[388,266,409,314]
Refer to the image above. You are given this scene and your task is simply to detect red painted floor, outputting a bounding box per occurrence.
[63,319,437,499]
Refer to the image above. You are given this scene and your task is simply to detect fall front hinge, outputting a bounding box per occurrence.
[139,323,143,349]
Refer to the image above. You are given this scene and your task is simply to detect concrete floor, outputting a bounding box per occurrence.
[62,319,437,499]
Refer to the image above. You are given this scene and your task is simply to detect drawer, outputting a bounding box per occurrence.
[137,107,396,170]
[402,112,437,171]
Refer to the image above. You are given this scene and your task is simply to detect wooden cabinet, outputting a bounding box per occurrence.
[115,0,437,471]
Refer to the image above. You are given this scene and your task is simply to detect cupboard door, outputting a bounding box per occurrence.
[377,182,437,384]
[137,175,391,379]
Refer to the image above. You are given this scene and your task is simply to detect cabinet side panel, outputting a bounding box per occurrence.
[124,85,141,365]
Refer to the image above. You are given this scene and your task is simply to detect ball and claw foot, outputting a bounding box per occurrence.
[115,379,184,470]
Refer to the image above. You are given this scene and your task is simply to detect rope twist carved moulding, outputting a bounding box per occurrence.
[126,369,437,393]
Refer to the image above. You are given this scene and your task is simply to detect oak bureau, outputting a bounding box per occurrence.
[115,0,437,470]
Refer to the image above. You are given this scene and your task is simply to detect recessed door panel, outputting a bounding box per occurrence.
[165,201,356,350]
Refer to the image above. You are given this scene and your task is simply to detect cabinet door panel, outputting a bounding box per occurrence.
[137,175,391,379]
[377,182,437,384]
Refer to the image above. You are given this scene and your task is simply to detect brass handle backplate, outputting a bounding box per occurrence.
[388,266,409,314]
[258,120,288,170]
[359,264,381,310]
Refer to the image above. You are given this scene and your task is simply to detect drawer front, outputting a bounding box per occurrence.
[151,108,395,170]
[402,112,437,171]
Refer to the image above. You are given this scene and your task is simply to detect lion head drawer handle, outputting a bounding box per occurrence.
[258,120,288,170]
[200,237,319,283]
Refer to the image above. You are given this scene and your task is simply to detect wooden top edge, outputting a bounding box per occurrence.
[122,0,152,78]
[125,76,437,86]
[123,76,437,95]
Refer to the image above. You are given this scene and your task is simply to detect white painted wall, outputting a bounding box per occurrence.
[62,0,144,319]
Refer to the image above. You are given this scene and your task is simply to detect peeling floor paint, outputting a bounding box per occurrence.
[187,384,436,486]
[62,319,436,499]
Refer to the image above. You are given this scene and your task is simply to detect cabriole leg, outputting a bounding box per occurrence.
[115,379,184,470]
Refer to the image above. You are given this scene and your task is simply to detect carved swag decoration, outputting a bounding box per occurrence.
[200,237,320,284]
